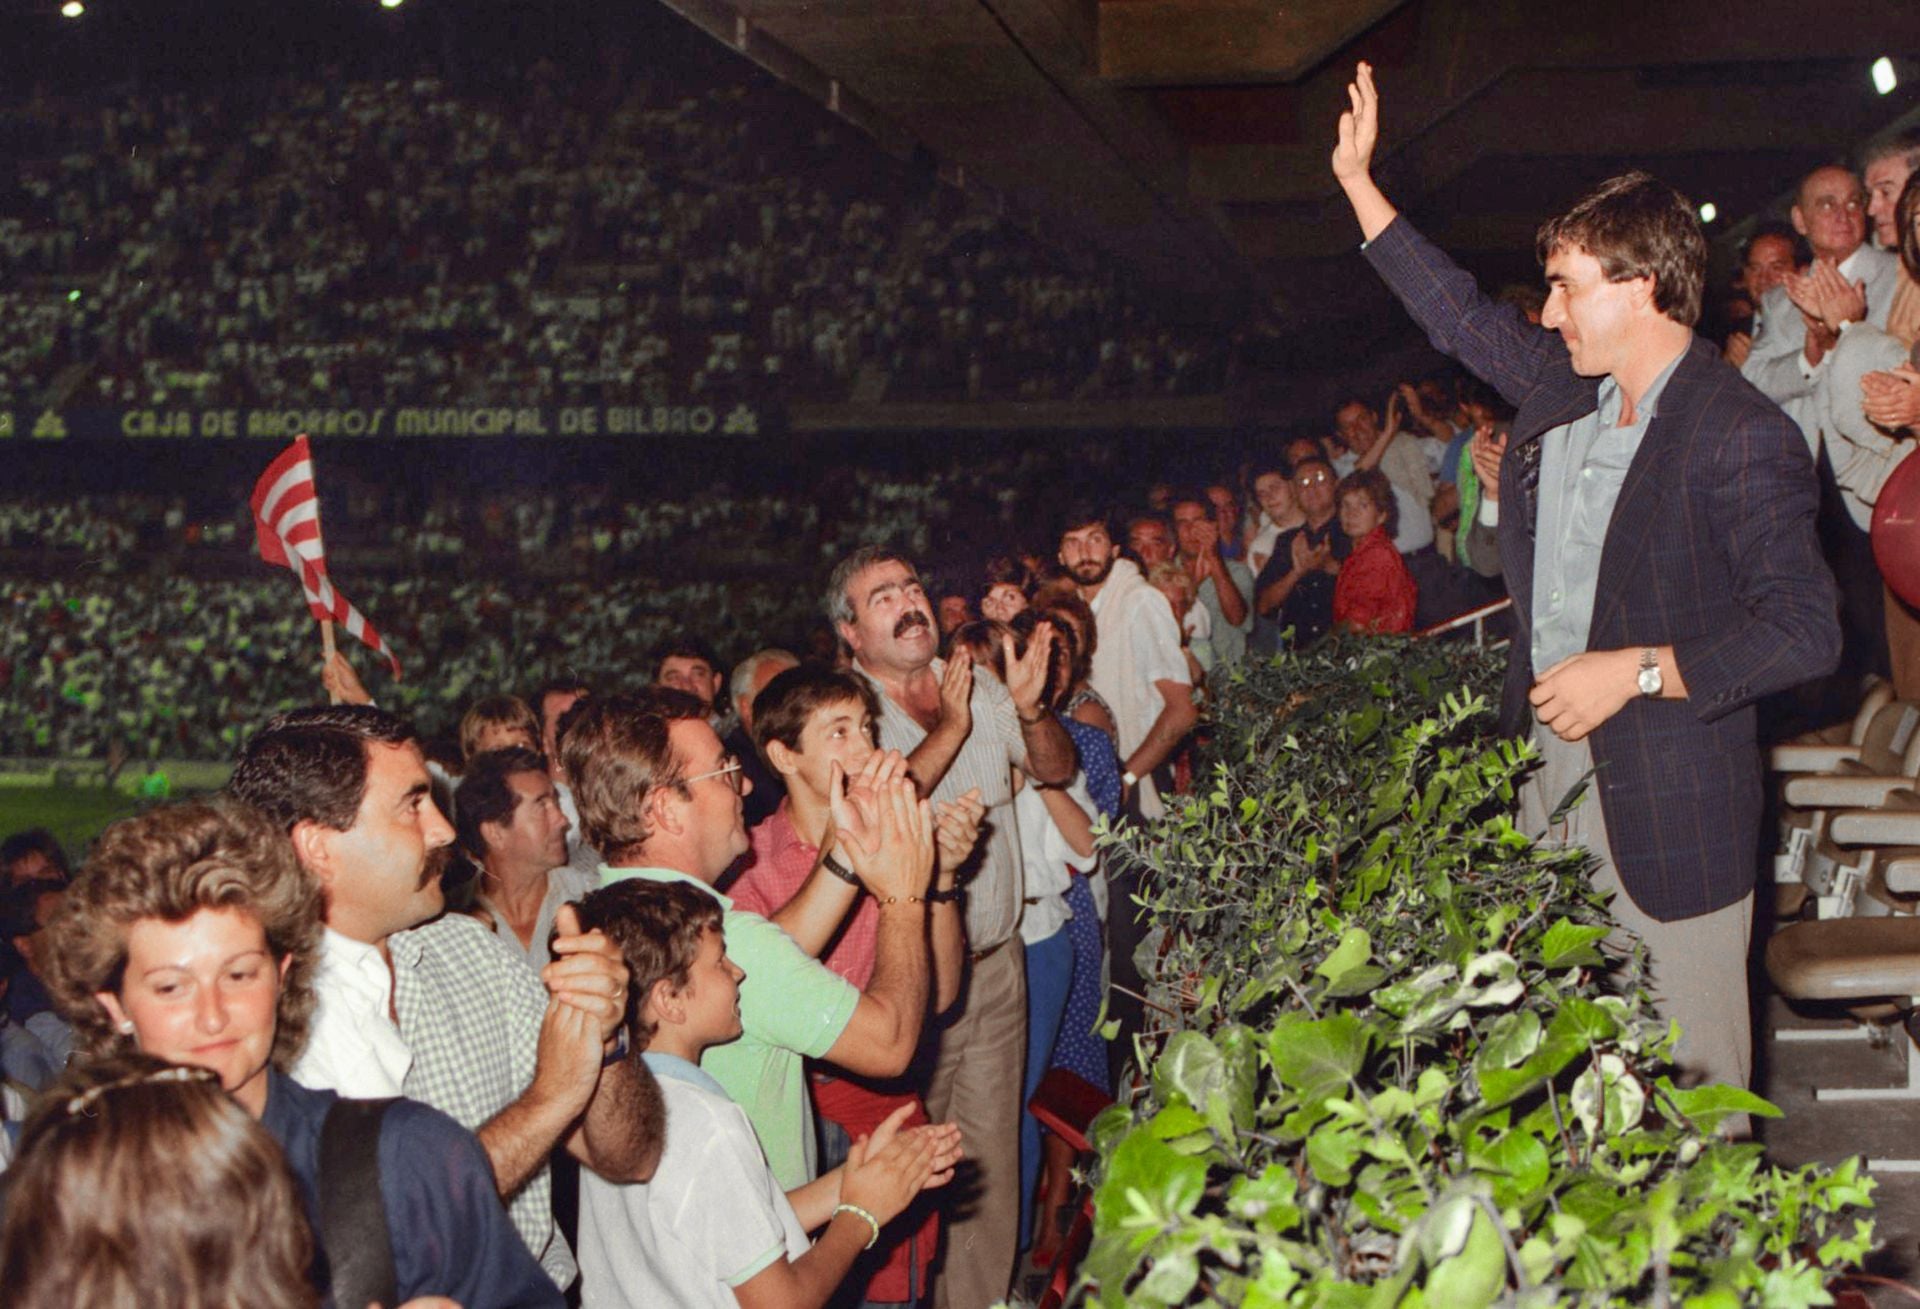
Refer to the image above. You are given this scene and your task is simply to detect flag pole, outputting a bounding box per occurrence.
[321,619,339,703]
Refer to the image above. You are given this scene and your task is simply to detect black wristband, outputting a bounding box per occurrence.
[822,848,861,887]
[926,884,964,904]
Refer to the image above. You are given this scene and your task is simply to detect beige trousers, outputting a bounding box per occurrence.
[927,941,1026,1309]
[1519,731,1755,1095]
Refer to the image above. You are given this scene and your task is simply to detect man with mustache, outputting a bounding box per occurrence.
[228,705,665,1292]
[827,545,1073,1309]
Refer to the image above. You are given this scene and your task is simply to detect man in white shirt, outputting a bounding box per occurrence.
[1057,504,1197,822]
[1056,502,1198,1090]
[228,704,663,1291]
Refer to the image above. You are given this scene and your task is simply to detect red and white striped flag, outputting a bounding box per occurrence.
[250,435,401,677]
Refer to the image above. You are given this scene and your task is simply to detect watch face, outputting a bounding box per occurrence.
[1638,667,1661,695]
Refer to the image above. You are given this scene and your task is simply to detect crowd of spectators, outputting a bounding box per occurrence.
[0,58,1231,414]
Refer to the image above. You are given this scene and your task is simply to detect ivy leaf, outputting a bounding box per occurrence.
[1315,926,1372,984]
[1154,1030,1228,1120]
[1474,1009,1543,1076]
[1305,1120,1362,1184]
[1226,1163,1302,1234]
[1267,1013,1370,1103]
[1536,917,1612,969]
[1471,1129,1551,1207]
[1658,1082,1783,1135]
[1093,1131,1208,1238]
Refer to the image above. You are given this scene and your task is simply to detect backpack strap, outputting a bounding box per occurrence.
[318,1097,399,1309]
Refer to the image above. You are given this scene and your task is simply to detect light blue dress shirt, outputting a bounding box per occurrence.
[1530,348,1686,675]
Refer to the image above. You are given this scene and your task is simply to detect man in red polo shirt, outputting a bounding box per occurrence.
[731,665,983,1307]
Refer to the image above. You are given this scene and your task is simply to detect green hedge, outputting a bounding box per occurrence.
[1082,636,1873,1307]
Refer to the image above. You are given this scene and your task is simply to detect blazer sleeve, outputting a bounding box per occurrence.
[1670,401,1841,721]
[1361,217,1559,412]
[1740,284,1812,406]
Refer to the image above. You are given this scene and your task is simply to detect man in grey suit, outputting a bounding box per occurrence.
[1332,63,1839,1104]
[1741,164,1902,446]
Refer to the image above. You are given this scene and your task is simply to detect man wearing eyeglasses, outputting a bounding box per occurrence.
[1252,456,1352,649]
[564,688,941,1194]
[1742,164,1901,432]
[1743,163,1904,692]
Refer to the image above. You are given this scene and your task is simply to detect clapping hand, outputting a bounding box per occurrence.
[1862,366,1920,432]
[545,903,631,1043]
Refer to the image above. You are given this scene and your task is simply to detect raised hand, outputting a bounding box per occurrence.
[1002,621,1057,718]
[835,769,934,903]
[1723,330,1752,369]
[321,650,372,706]
[937,647,974,740]
[544,902,630,1043]
[932,787,986,882]
[1331,60,1379,184]
[840,1111,947,1227]
[1470,424,1506,502]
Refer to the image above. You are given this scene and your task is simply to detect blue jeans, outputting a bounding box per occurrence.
[1019,927,1074,1249]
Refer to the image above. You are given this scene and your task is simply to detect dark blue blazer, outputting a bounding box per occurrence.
[1364,218,1840,921]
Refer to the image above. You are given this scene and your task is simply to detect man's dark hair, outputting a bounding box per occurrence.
[1,828,70,885]
[825,545,921,628]
[573,879,723,1052]
[651,636,723,681]
[1740,220,1809,272]
[454,746,551,858]
[227,705,417,832]
[1534,170,1708,327]
[750,666,881,760]
[1165,488,1213,517]
[1055,498,1113,546]
[531,678,591,729]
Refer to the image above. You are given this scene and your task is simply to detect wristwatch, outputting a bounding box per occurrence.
[1637,648,1663,698]
[1122,769,1139,789]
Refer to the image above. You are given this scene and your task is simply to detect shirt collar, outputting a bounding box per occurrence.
[316,926,398,1003]
[599,863,733,909]
[641,1050,730,1099]
[766,799,818,859]
[1597,342,1688,428]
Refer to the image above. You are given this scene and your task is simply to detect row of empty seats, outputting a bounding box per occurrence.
[1765,680,1920,1167]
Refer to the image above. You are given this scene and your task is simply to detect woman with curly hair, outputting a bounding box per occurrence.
[42,798,559,1308]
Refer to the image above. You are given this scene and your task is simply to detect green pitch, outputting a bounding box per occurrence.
[0,785,145,863]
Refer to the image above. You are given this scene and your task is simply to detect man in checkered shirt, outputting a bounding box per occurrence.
[229,704,665,1293]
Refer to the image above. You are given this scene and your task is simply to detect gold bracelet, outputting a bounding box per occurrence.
[878,893,925,907]
[833,1202,881,1250]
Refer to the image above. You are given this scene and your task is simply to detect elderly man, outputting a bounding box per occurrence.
[228,705,664,1289]
[827,544,1073,1309]
[1811,129,1920,693]
[1334,62,1838,1102]
[1741,162,1902,443]
[725,646,800,827]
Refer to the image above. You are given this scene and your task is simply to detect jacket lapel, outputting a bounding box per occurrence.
[1587,338,1712,634]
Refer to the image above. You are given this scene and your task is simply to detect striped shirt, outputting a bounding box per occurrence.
[857,658,1028,950]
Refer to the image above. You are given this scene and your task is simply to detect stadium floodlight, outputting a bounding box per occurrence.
[1697,202,1717,224]
[380,0,405,8]
[59,0,83,17]
[1872,57,1897,96]
[67,289,81,302]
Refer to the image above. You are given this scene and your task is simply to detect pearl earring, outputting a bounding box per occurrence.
[117,1020,136,1035]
